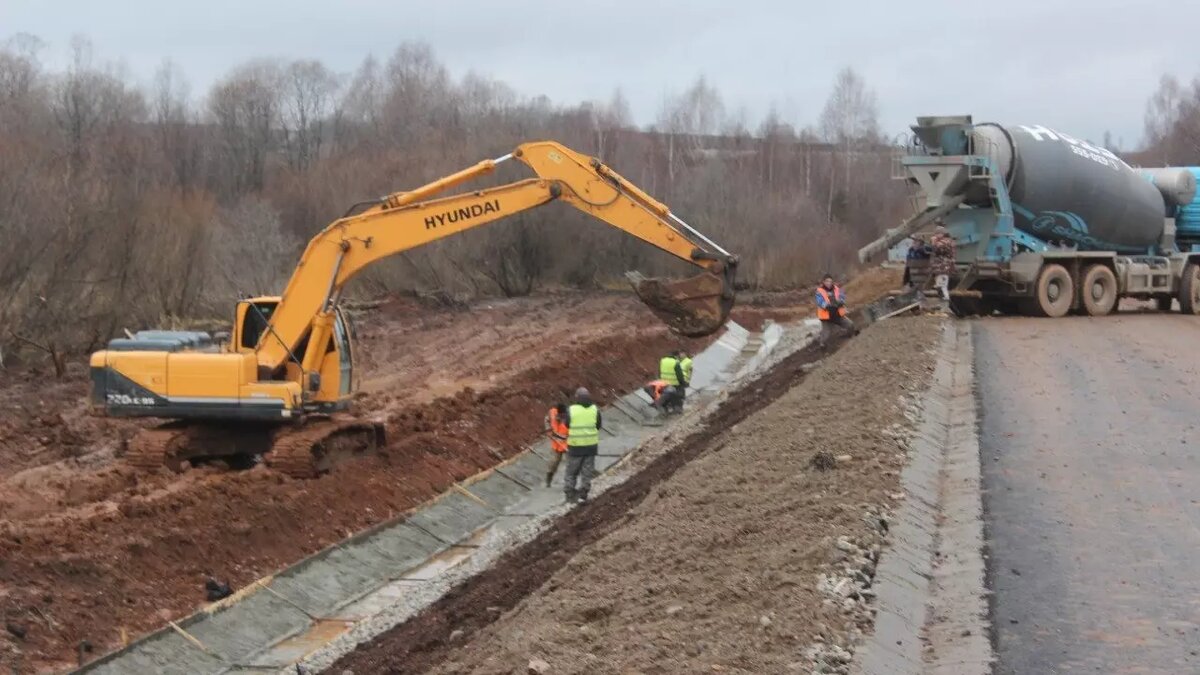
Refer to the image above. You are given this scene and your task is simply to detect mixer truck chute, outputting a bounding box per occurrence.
[861,115,1200,317]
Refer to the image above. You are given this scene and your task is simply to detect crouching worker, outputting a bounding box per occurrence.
[815,274,858,348]
[644,379,681,415]
[543,402,569,487]
[563,387,602,503]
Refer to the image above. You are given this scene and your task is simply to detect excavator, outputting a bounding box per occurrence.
[90,141,738,477]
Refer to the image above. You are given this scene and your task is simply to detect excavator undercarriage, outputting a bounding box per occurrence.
[124,417,385,478]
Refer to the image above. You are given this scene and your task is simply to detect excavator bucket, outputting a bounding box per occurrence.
[627,269,736,337]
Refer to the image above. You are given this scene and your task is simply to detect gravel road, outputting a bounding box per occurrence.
[976,313,1200,674]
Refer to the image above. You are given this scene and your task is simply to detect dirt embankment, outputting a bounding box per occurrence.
[0,292,713,672]
[333,313,939,674]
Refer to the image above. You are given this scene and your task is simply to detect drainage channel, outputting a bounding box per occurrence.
[74,320,787,675]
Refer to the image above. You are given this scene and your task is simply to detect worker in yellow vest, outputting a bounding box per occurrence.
[660,350,688,408]
[679,351,693,401]
[563,387,602,502]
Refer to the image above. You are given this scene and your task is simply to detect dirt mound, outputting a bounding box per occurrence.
[332,315,939,675]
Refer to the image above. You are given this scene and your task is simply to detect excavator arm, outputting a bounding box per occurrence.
[255,141,737,374]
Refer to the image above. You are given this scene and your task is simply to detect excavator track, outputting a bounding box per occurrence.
[266,417,386,479]
[124,424,191,472]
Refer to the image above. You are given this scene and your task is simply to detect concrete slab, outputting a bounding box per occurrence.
[495,451,552,489]
[462,471,530,512]
[405,491,495,544]
[185,591,312,666]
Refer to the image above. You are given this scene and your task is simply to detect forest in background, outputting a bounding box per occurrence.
[0,32,915,365]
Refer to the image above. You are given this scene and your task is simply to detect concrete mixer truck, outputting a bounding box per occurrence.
[859,115,1200,317]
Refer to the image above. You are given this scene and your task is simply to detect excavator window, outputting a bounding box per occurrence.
[240,301,277,350]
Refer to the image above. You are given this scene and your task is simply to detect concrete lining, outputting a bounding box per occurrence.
[76,320,799,675]
[853,321,993,675]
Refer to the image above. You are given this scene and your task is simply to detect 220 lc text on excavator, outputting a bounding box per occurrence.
[89,141,738,477]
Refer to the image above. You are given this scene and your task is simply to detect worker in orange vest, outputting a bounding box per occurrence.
[643,379,680,415]
[544,402,569,487]
[815,274,858,348]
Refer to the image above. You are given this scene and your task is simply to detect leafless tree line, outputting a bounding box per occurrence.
[0,33,907,367]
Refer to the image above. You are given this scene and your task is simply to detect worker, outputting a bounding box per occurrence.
[679,351,693,393]
[815,274,858,348]
[644,379,680,415]
[659,350,687,410]
[543,402,569,487]
[563,387,602,503]
[903,234,930,289]
[930,224,957,300]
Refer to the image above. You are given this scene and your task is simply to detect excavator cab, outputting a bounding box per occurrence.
[233,297,354,411]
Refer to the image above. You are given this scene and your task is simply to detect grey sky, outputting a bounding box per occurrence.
[2,0,1193,148]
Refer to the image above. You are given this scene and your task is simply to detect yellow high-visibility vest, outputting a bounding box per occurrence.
[567,404,599,446]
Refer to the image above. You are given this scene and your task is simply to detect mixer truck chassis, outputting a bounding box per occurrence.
[954,251,1200,317]
[861,115,1200,318]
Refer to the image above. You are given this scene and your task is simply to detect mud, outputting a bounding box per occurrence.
[332,314,940,674]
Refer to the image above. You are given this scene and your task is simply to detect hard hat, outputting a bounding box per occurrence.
[575,387,591,399]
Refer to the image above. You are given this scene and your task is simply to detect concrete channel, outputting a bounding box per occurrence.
[75,319,802,675]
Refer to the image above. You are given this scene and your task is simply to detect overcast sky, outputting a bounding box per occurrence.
[2,0,1195,148]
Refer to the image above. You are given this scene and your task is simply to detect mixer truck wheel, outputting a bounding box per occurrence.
[1031,264,1074,318]
[1080,265,1118,316]
[1180,262,1200,315]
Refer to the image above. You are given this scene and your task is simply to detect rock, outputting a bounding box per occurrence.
[665,604,684,616]
[810,451,837,471]
[5,622,27,640]
[449,629,464,641]
[759,614,773,628]
[528,658,551,674]
[834,537,858,554]
[835,454,852,463]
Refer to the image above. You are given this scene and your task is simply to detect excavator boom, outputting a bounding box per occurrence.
[255,141,737,372]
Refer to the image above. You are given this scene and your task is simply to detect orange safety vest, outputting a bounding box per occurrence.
[816,286,847,321]
[546,407,569,453]
[648,379,669,401]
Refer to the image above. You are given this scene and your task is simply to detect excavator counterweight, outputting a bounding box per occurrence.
[90,140,738,476]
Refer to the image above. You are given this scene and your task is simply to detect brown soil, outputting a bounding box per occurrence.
[332,313,939,674]
[0,291,710,672]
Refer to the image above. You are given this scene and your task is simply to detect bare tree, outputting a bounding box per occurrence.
[818,67,880,221]
[1144,74,1183,163]
[280,59,338,172]
[208,60,282,195]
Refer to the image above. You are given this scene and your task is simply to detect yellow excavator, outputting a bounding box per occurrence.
[90,141,737,477]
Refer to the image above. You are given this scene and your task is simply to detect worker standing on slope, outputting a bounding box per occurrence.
[659,350,686,407]
[543,402,569,487]
[815,274,857,348]
[563,387,602,502]
[679,351,694,401]
[930,224,957,300]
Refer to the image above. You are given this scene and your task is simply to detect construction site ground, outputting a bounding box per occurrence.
[0,269,900,673]
[334,307,938,674]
